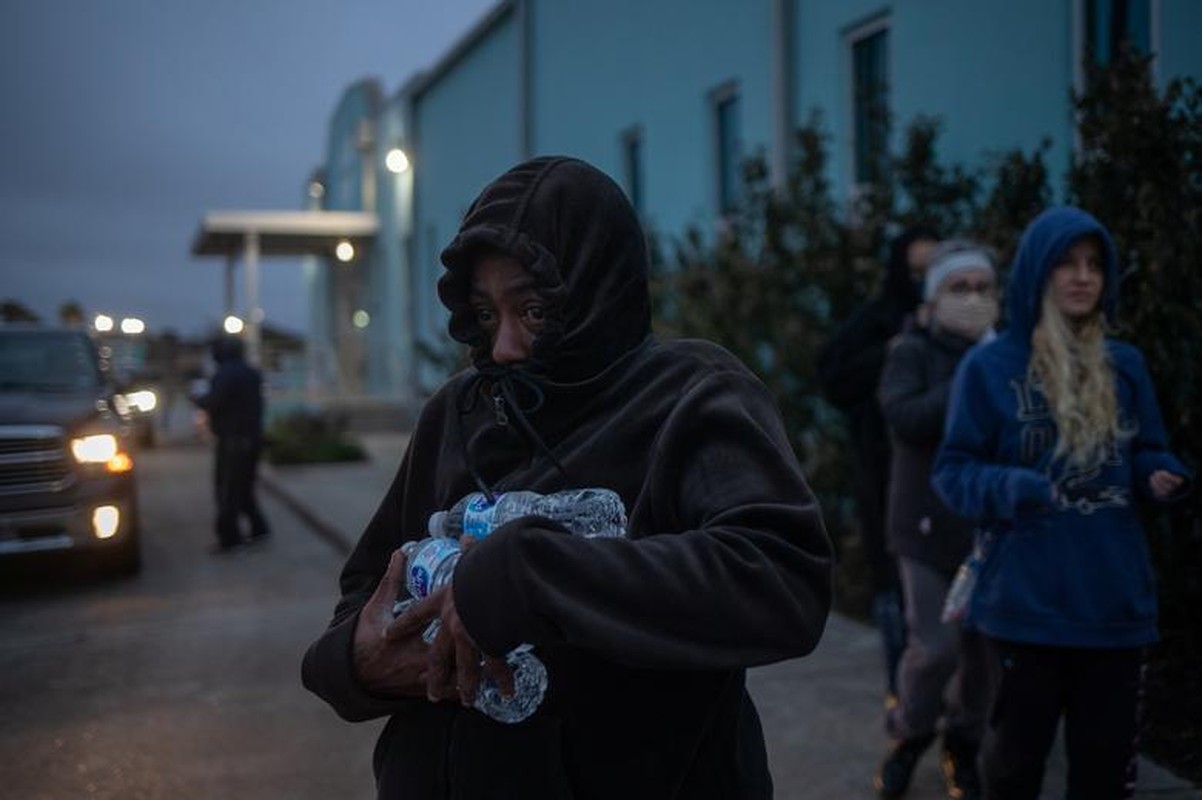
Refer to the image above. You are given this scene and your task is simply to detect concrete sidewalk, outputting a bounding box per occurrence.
[262,431,1200,800]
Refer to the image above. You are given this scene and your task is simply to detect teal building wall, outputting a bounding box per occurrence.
[305,0,1202,403]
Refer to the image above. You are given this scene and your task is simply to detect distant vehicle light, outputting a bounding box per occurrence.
[127,389,158,412]
[93,506,120,539]
[72,434,118,463]
[94,314,114,332]
[120,318,145,335]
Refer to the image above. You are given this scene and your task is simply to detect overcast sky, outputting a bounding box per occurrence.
[1,0,495,337]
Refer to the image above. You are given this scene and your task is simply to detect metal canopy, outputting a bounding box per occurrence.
[190,210,378,257]
[190,210,378,366]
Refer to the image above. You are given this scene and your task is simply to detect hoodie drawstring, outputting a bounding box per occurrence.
[453,367,568,503]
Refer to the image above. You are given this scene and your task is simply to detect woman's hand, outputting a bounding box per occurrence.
[1149,470,1185,500]
[351,549,430,697]
[386,552,514,708]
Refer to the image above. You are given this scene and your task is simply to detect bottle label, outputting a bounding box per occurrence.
[462,493,500,539]
[407,537,461,598]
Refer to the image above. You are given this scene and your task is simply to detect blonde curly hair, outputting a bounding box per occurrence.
[1029,289,1131,469]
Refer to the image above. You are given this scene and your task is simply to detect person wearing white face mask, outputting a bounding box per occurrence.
[872,242,998,799]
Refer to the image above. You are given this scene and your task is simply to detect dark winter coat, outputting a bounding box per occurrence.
[195,338,263,439]
[301,157,833,800]
[878,326,977,576]
[816,226,937,590]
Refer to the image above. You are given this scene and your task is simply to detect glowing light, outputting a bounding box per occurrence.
[105,452,134,474]
[120,317,145,335]
[127,390,157,412]
[335,240,355,262]
[94,314,114,332]
[223,315,244,335]
[352,310,370,329]
[308,181,325,199]
[93,506,120,539]
[385,148,410,174]
[72,434,118,463]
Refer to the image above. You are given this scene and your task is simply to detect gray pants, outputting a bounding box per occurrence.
[887,556,988,742]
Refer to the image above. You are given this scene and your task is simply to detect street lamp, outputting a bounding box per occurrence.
[335,240,355,262]
[385,147,410,174]
[120,317,145,335]
[94,314,114,332]
[223,315,244,335]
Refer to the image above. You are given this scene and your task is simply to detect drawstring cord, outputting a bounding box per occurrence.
[453,366,567,503]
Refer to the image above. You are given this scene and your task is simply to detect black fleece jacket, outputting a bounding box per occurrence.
[302,157,833,800]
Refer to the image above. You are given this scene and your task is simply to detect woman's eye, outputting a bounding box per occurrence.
[522,305,546,324]
[473,307,496,326]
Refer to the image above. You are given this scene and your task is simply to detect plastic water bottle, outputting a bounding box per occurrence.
[428,487,627,539]
[394,536,548,724]
[941,547,984,624]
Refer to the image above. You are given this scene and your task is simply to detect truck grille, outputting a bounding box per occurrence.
[0,426,72,494]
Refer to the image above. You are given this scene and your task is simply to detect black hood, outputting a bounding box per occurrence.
[210,336,245,364]
[882,224,940,311]
[439,156,651,383]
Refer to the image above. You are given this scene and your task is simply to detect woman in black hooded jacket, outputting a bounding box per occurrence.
[301,157,833,799]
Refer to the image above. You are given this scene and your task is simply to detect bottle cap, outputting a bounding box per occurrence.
[428,510,448,537]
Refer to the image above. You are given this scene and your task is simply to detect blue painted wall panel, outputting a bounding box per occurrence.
[891,0,1074,191]
[1159,0,1202,88]
[795,0,889,197]
[413,11,521,388]
[531,0,775,238]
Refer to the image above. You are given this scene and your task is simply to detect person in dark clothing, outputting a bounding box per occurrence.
[302,156,834,799]
[872,242,997,799]
[194,336,269,552]
[816,225,939,701]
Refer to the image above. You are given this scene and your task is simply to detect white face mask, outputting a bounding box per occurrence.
[933,293,998,340]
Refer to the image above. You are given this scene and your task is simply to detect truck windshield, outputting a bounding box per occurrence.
[0,331,104,392]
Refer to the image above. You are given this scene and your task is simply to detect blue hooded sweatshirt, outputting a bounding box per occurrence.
[932,207,1191,648]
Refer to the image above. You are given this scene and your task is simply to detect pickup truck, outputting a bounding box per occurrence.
[0,325,141,575]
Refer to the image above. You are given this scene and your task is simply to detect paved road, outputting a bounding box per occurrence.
[0,443,381,800]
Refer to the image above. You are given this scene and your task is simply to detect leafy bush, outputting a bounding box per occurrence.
[265,408,366,465]
[650,51,1200,780]
[1068,52,1202,783]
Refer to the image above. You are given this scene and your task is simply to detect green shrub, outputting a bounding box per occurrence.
[265,408,366,465]
[649,50,1200,779]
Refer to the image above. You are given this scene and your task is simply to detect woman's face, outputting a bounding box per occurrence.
[469,254,547,365]
[1049,238,1104,321]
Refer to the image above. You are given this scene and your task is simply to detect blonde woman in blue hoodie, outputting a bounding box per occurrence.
[932,207,1190,799]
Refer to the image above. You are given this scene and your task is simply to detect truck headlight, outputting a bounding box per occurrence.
[72,434,118,463]
[127,390,158,413]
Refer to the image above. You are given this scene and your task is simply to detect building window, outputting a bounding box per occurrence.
[711,82,742,217]
[621,126,645,217]
[1083,0,1152,66]
[847,15,890,187]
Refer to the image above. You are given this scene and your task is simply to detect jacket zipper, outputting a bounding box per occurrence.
[492,386,509,427]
